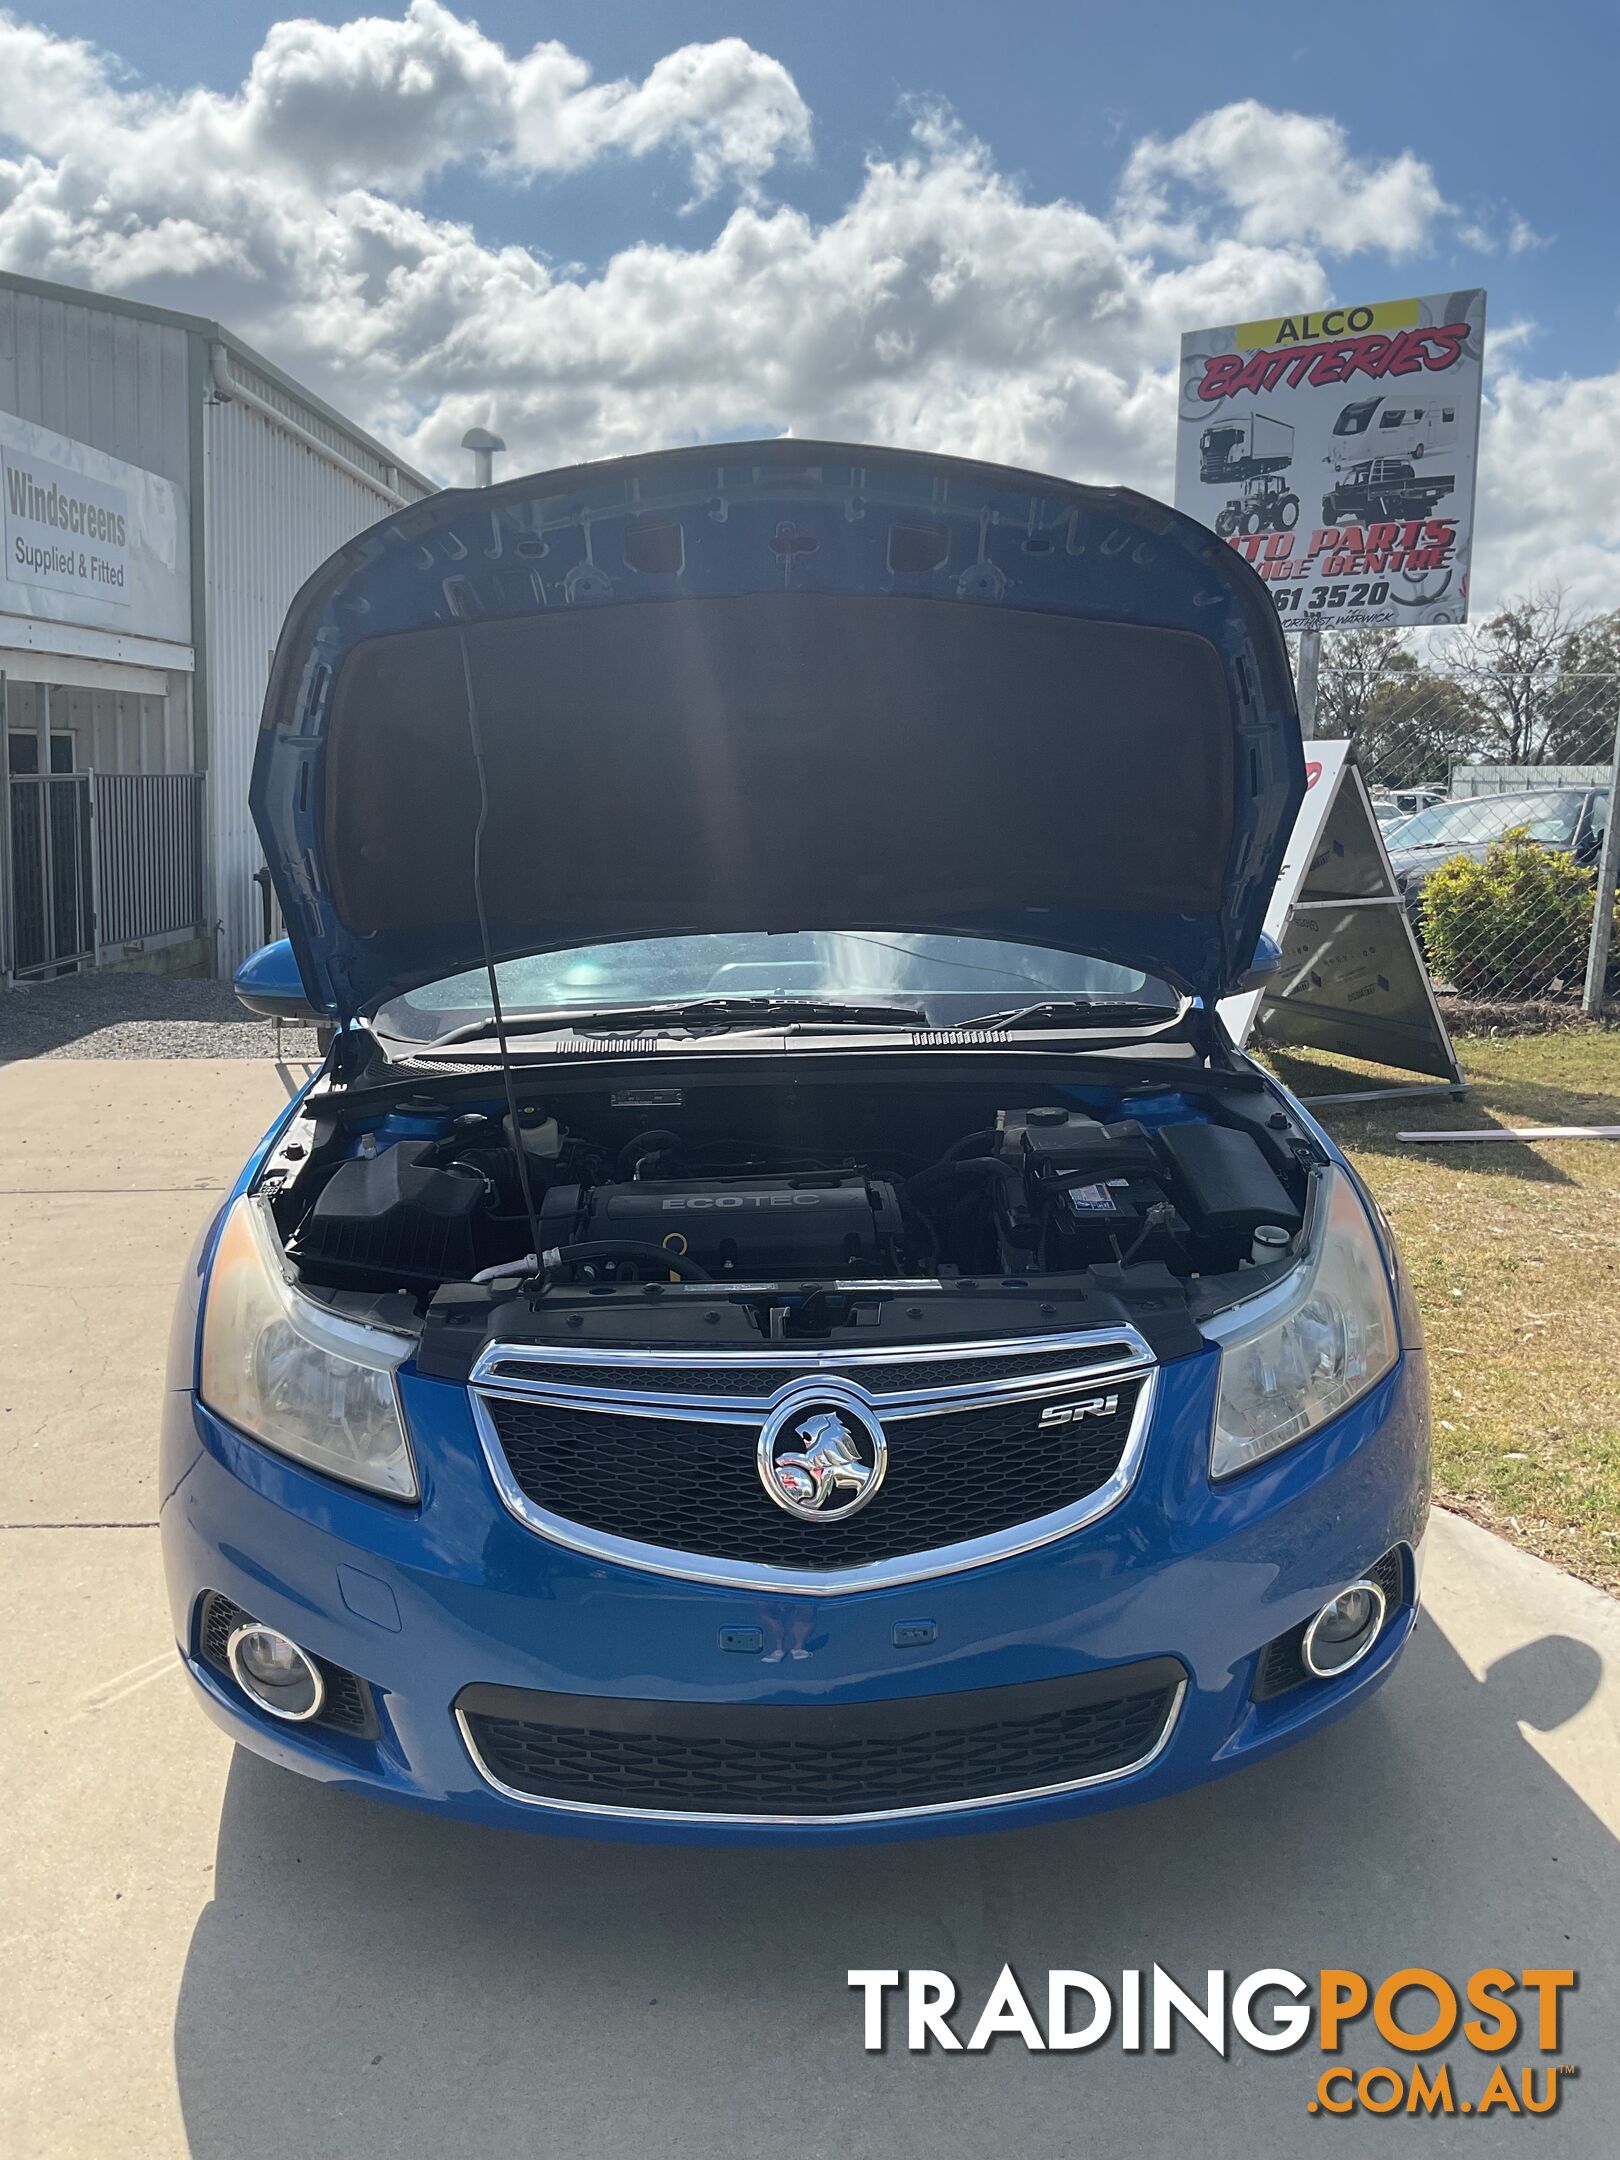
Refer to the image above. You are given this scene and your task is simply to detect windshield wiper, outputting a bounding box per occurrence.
[413,996,931,1047]
[565,995,931,1034]
[971,998,1179,1031]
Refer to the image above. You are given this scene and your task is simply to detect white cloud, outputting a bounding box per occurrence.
[0,3,811,203]
[0,9,1611,616]
[1474,366,1620,616]
[1118,99,1450,258]
[1457,208,1552,257]
[1481,316,1540,366]
[1507,214,1550,255]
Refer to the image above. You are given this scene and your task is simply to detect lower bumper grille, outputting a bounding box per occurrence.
[196,1591,377,1737]
[456,1660,1184,1819]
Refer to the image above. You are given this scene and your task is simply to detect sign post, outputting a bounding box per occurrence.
[1294,629,1321,737]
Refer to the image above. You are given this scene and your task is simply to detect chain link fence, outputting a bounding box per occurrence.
[1312,611,1620,1019]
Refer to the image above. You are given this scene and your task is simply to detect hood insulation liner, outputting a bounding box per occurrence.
[326,591,1232,947]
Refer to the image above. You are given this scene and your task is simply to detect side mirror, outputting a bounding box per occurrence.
[1235,932,1283,994]
[234,937,320,1023]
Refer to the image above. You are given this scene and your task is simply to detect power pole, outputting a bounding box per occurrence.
[1583,694,1620,1017]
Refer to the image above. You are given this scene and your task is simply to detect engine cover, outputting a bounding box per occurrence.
[541,1173,903,1277]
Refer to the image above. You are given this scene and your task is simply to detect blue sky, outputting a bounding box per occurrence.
[37,0,1614,369]
[2,1,1616,609]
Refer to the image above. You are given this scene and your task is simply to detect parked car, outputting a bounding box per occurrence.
[165,441,1430,1844]
[1389,786,1613,917]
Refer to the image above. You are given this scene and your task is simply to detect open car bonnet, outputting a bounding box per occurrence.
[251,440,1303,1023]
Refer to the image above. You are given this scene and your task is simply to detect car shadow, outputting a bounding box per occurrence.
[1274,1054,1620,1191]
[171,1617,1619,2160]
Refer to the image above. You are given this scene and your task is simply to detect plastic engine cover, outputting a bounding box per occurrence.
[543,1174,903,1277]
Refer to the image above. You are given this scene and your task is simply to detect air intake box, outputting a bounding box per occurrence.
[1151,1122,1303,1252]
[300,1142,487,1282]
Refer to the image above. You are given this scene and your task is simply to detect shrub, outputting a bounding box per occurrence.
[1421,830,1617,999]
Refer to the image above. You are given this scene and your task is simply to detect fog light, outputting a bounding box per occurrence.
[1302,1579,1386,1678]
[226,1622,325,1722]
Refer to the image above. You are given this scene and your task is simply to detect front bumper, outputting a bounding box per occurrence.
[159,1345,1429,1845]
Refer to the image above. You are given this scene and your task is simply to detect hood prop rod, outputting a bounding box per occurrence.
[458,630,546,1288]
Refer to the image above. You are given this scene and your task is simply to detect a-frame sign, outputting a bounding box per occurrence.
[1220,741,1463,1101]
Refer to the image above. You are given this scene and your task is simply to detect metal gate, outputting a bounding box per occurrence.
[8,771,95,977]
[94,772,206,948]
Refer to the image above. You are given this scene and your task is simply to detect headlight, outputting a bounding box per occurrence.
[1204,1167,1398,1479]
[200,1195,417,1498]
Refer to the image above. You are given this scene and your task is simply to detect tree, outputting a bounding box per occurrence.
[1543,608,1620,766]
[1315,626,1421,740]
[1316,625,1482,786]
[1311,592,1619,789]
[1354,671,1482,787]
[1434,589,1583,766]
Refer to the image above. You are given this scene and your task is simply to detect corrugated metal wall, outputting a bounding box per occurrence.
[44,680,193,773]
[0,277,433,982]
[204,354,432,974]
[0,285,191,486]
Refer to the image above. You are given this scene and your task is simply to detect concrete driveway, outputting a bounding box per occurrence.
[3,1055,1617,2159]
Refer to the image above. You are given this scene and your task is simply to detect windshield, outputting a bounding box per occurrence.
[372,932,1179,1045]
[1392,791,1587,851]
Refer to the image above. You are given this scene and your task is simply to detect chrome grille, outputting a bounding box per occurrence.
[470,1330,1155,1590]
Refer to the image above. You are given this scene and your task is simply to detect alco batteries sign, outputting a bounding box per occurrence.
[1174,292,1485,631]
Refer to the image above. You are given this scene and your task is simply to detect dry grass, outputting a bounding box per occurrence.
[1265,1027,1620,1594]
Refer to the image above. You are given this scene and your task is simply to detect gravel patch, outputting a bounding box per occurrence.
[0,968,322,1062]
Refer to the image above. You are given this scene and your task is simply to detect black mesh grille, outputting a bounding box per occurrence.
[483,1378,1143,1568]
[196,1591,377,1737]
[1250,1546,1408,1701]
[458,1664,1181,1815]
[482,1341,1138,1400]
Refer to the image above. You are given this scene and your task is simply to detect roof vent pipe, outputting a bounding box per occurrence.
[461,428,506,489]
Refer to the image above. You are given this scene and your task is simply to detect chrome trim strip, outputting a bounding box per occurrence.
[477,1389,761,1430]
[473,1355,1150,1424]
[468,1364,1158,1594]
[474,1326,1153,1378]
[454,1678,1186,1827]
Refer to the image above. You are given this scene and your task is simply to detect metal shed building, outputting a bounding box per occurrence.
[0,270,434,989]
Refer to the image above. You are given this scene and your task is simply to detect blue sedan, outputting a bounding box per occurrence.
[163,440,1429,1842]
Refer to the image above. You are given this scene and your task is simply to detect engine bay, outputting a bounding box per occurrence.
[257,1060,1324,1360]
